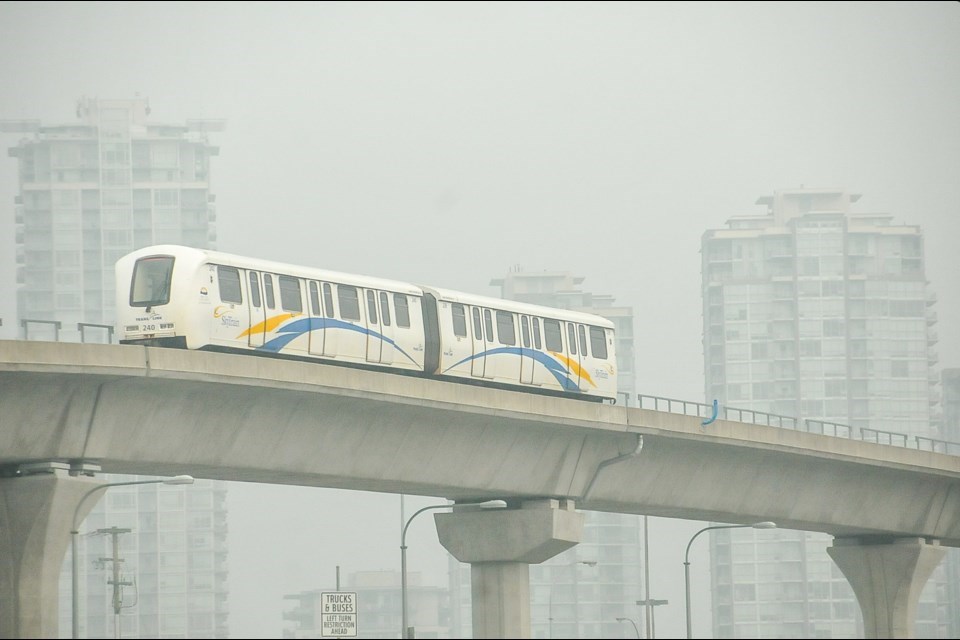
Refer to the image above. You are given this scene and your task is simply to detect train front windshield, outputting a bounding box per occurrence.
[131,256,175,307]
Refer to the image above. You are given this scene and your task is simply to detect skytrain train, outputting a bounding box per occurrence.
[115,245,619,401]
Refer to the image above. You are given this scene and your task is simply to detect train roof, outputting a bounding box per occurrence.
[122,246,615,328]
[419,285,615,328]
[126,245,424,295]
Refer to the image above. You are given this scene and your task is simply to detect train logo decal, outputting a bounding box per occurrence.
[443,348,595,392]
[238,315,419,367]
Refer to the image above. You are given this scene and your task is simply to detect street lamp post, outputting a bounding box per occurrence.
[635,598,668,638]
[71,475,194,639]
[400,499,506,639]
[616,617,641,638]
[683,521,776,639]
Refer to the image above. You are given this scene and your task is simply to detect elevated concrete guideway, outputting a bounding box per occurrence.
[1,341,959,638]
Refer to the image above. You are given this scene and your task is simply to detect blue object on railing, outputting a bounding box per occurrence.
[702,399,719,427]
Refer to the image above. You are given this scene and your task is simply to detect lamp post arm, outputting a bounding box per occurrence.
[401,504,448,548]
[73,479,177,532]
[684,524,740,565]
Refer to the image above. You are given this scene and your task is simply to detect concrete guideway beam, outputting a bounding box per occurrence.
[435,498,583,639]
[0,467,104,639]
[827,536,946,639]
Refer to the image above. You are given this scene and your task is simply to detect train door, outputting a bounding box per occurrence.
[469,306,485,378]
[519,314,535,385]
[247,271,266,348]
[320,282,337,356]
[566,321,582,389]
[210,264,244,345]
[576,323,590,391]
[542,318,568,392]
[481,308,496,379]
[335,283,364,362]
[307,281,325,356]
[364,289,382,363]
[377,291,395,365]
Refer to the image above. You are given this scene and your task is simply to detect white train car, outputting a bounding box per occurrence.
[421,286,618,399]
[115,245,618,401]
[115,245,427,372]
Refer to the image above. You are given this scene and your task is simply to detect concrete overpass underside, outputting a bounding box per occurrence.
[1,341,959,638]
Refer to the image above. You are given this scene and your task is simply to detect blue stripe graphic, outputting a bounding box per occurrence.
[256,317,420,367]
[444,347,581,392]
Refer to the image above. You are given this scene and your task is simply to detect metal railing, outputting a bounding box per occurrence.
[21,318,62,341]
[636,394,959,456]
[15,318,117,344]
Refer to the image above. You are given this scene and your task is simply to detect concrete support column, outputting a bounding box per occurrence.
[827,536,946,639]
[0,467,104,639]
[435,498,584,639]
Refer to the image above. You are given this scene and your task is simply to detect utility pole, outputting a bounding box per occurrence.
[96,527,133,639]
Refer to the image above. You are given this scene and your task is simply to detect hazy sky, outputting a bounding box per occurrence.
[1,2,958,638]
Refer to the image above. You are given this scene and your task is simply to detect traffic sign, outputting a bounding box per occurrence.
[320,591,357,637]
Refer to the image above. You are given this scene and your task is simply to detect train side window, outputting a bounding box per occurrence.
[338,285,360,321]
[567,323,578,355]
[322,283,335,318]
[379,292,391,326]
[496,311,516,346]
[366,290,379,324]
[452,303,467,337]
[590,326,608,359]
[578,324,588,356]
[248,272,261,308]
[532,317,542,350]
[520,315,531,348]
[263,274,275,309]
[394,293,410,328]
[218,266,242,304]
[309,282,321,316]
[543,319,562,351]
[472,307,482,339]
[279,275,302,312]
[483,309,494,343]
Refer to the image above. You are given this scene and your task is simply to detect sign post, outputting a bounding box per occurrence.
[320,591,358,637]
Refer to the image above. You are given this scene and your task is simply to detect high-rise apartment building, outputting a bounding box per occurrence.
[2,96,230,638]
[701,187,950,638]
[3,95,221,342]
[447,270,643,639]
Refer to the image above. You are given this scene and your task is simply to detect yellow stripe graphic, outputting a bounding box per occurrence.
[549,352,597,388]
[237,312,299,338]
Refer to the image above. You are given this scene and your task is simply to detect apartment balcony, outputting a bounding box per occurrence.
[927,309,937,326]
[927,329,938,345]
[926,291,937,307]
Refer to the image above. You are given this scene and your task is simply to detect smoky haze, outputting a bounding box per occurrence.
[1,2,958,638]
